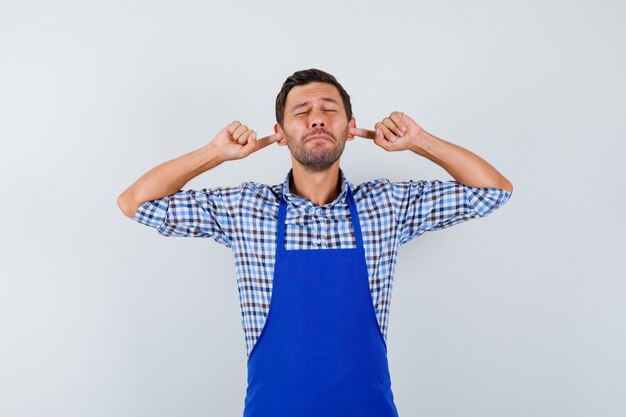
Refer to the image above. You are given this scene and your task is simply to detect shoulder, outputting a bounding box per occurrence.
[239,181,281,200]
[350,178,391,197]
[349,177,429,201]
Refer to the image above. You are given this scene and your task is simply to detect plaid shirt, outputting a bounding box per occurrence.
[132,169,512,357]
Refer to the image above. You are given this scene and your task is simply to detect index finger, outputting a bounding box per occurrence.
[254,133,279,150]
[354,128,376,140]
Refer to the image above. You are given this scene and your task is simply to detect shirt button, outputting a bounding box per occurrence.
[316,238,322,245]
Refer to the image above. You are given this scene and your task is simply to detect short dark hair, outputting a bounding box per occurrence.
[275,68,353,128]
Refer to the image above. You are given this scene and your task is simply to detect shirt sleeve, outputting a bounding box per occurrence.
[392,180,512,245]
[131,186,239,247]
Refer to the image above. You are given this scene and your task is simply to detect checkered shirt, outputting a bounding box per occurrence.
[132,169,512,357]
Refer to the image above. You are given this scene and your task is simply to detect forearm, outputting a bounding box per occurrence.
[117,143,224,218]
[410,131,513,192]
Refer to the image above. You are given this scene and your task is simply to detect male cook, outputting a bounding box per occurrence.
[117,68,513,416]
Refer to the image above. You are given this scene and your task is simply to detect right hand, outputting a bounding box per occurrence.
[210,120,278,161]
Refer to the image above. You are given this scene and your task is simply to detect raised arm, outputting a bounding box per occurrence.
[117,121,277,218]
[352,111,513,192]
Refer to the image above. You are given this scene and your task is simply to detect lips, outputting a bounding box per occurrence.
[306,134,332,143]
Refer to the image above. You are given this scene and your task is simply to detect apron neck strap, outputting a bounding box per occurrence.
[277,185,364,250]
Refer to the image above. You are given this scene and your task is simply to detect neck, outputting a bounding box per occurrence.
[289,161,342,206]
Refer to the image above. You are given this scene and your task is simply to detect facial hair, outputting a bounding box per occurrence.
[286,127,348,173]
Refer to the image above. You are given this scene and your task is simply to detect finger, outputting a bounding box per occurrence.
[254,133,278,150]
[389,112,408,135]
[375,127,383,141]
[233,124,249,141]
[240,132,258,155]
[354,127,376,139]
[228,120,241,134]
[237,129,254,145]
[382,117,403,138]
[373,130,393,151]
[376,122,397,143]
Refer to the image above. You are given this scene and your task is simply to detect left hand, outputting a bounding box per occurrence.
[351,111,426,152]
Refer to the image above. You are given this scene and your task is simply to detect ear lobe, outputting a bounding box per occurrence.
[273,124,287,146]
[347,117,357,141]
[347,127,356,141]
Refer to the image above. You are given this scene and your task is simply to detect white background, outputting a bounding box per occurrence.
[1,0,624,416]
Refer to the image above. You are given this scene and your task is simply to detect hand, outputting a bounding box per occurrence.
[210,120,278,161]
[352,111,426,152]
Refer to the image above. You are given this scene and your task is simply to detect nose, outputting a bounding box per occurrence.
[310,119,325,128]
[309,110,326,129]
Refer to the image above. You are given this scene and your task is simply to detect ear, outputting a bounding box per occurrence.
[346,116,357,141]
[274,122,287,146]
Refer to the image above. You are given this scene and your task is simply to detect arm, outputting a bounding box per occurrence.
[352,111,513,192]
[117,121,277,218]
[409,131,513,192]
[117,144,222,218]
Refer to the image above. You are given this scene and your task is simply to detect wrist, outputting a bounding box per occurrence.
[203,142,229,165]
[409,130,434,156]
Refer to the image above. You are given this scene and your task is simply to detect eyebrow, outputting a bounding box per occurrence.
[291,97,340,112]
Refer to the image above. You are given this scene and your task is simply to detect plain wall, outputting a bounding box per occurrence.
[1,0,624,416]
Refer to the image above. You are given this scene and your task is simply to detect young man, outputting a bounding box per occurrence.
[117,68,513,416]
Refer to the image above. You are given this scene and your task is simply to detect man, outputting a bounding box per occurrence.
[117,68,513,416]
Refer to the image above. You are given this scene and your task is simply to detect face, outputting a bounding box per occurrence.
[275,82,356,173]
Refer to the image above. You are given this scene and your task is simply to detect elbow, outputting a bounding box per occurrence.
[117,190,139,219]
[501,180,513,193]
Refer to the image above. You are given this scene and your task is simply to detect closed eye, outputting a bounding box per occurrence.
[295,109,336,116]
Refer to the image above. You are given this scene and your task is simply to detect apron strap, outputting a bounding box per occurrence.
[277,185,364,250]
[277,194,288,250]
[346,186,364,249]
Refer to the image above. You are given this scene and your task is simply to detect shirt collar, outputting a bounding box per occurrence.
[281,168,349,207]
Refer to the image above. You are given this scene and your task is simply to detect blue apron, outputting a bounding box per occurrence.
[243,186,400,417]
